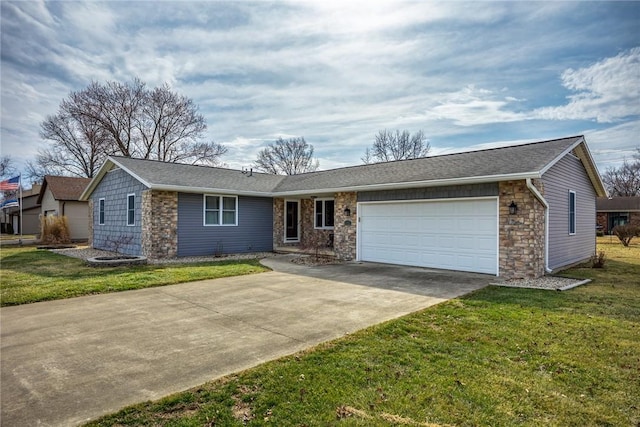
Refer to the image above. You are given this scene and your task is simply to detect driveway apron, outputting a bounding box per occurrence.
[1,256,490,426]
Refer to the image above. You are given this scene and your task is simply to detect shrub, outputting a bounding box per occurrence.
[612,223,640,247]
[104,235,134,254]
[591,250,606,268]
[300,231,332,260]
[41,215,71,244]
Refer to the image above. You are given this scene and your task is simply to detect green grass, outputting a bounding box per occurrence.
[0,246,269,306]
[85,237,640,426]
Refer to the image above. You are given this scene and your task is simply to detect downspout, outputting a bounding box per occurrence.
[526,178,552,273]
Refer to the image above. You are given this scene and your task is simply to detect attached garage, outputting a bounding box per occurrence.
[357,198,498,275]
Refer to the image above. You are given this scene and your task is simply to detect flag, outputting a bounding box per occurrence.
[0,175,20,191]
[1,199,19,209]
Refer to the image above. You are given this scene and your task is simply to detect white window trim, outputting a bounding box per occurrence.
[126,193,135,226]
[98,198,105,225]
[314,198,335,230]
[569,190,576,235]
[203,194,238,226]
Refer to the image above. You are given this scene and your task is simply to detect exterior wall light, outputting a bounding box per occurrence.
[509,201,518,215]
[344,207,351,217]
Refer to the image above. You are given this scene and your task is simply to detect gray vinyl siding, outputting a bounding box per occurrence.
[177,193,273,256]
[91,168,147,255]
[358,183,498,202]
[543,153,597,270]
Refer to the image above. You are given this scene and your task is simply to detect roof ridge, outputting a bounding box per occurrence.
[110,156,278,177]
[278,135,584,178]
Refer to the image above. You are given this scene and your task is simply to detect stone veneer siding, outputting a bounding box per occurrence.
[300,198,333,249]
[273,198,286,247]
[273,196,344,255]
[333,192,357,260]
[499,180,546,279]
[141,190,178,259]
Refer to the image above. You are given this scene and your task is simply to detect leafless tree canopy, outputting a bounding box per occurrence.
[362,129,431,164]
[34,78,227,179]
[1,155,16,179]
[254,137,319,175]
[602,148,640,197]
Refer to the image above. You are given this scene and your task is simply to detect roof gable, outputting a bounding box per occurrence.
[38,175,92,204]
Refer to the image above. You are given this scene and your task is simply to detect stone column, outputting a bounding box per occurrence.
[499,180,546,279]
[141,190,178,259]
[334,192,357,260]
[273,198,285,248]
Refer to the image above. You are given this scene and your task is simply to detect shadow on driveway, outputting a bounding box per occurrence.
[262,254,493,299]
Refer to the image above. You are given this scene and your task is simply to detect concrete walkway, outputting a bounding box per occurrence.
[0,256,491,426]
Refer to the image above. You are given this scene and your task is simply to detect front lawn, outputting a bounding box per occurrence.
[0,246,269,306]
[85,237,640,426]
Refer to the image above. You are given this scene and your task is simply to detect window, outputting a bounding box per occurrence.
[127,194,135,226]
[569,191,576,235]
[204,195,237,226]
[314,199,335,229]
[98,198,105,225]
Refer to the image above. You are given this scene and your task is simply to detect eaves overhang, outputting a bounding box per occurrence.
[149,184,274,198]
[271,172,542,197]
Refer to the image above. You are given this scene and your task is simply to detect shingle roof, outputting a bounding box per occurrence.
[273,136,583,193]
[38,175,92,203]
[596,197,640,212]
[82,135,606,199]
[110,156,286,194]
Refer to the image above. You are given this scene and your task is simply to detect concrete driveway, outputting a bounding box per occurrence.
[0,255,491,426]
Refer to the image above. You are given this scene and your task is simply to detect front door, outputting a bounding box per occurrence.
[285,200,299,242]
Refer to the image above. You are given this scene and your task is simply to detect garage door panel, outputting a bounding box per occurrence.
[359,199,497,275]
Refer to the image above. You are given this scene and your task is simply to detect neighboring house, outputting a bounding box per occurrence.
[38,176,92,241]
[596,197,640,234]
[80,136,606,279]
[5,184,42,235]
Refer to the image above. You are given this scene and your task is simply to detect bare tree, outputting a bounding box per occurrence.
[38,108,109,178]
[254,137,319,175]
[0,155,16,179]
[34,78,227,178]
[362,129,431,164]
[603,148,640,197]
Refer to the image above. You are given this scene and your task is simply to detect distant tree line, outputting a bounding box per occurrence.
[603,148,640,197]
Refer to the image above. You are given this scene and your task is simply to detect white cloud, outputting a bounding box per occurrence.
[423,85,528,126]
[2,1,639,177]
[534,48,640,123]
[583,121,640,170]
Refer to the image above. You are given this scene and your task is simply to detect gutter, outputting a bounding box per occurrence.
[526,178,552,273]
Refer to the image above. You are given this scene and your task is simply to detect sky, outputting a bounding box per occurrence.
[1,1,639,180]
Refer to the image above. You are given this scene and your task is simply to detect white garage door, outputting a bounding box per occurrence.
[358,198,498,275]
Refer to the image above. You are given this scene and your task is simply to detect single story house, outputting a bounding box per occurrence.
[80,136,606,279]
[4,184,42,235]
[38,175,92,241]
[596,197,640,234]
